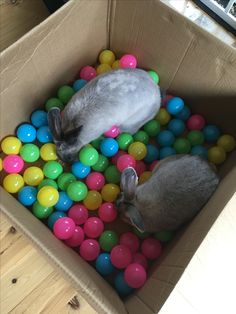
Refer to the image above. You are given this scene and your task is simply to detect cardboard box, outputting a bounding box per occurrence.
[1,1,236,313]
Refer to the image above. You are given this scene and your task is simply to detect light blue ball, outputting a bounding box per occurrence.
[18,186,37,206]
[16,123,37,143]
[71,161,91,179]
[114,272,134,297]
[55,191,73,211]
[100,138,119,157]
[36,126,53,143]
[73,79,87,92]
[144,144,159,163]
[157,130,175,147]
[47,211,66,230]
[175,106,191,121]
[203,125,220,143]
[159,147,176,159]
[166,97,184,115]
[30,110,48,128]
[191,145,208,158]
[95,253,115,276]
[168,119,185,136]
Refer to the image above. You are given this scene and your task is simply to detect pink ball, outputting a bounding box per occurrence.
[141,238,162,260]
[79,65,97,81]
[111,150,126,165]
[120,54,137,69]
[149,160,158,172]
[124,263,147,288]
[68,204,88,225]
[162,94,173,107]
[85,172,105,191]
[98,202,117,222]
[187,114,206,130]
[120,232,140,253]
[104,125,120,138]
[132,252,148,270]
[80,239,100,261]
[3,155,24,173]
[64,226,84,247]
[110,244,132,269]
[53,217,75,240]
[135,160,147,176]
[83,217,104,238]
[117,154,136,172]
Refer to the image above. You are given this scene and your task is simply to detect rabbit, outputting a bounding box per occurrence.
[116,154,219,233]
[48,68,161,163]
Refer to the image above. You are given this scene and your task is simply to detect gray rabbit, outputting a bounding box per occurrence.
[116,155,219,233]
[48,68,161,163]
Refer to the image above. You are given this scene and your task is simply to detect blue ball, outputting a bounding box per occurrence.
[166,97,184,115]
[203,125,220,143]
[168,119,185,136]
[144,144,159,163]
[73,79,87,92]
[100,138,119,157]
[55,191,73,211]
[95,253,115,276]
[16,123,37,143]
[175,106,191,121]
[36,126,53,143]
[191,145,208,158]
[157,130,175,147]
[30,110,48,128]
[159,147,176,159]
[18,186,37,206]
[47,211,66,230]
[114,272,134,297]
[71,161,91,179]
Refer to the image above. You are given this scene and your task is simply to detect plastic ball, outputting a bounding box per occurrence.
[149,160,158,172]
[98,202,117,223]
[47,211,66,230]
[168,119,186,136]
[217,134,236,152]
[37,186,59,207]
[133,228,151,239]
[64,226,84,247]
[133,130,149,145]
[128,142,147,160]
[0,158,2,171]
[159,147,176,159]
[114,272,134,297]
[132,252,148,270]
[92,154,109,172]
[173,138,191,154]
[79,146,99,166]
[95,253,115,276]
[143,120,160,137]
[80,239,100,261]
[111,150,126,165]
[124,263,147,288]
[120,232,140,253]
[148,70,159,84]
[18,186,37,206]
[38,178,58,190]
[79,65,97,81]
[43,161,63,179]
[83,190,103,210]
[104,165,121,184]
[68,204,88,225]
[85,172,105,190]
[155,109,171,127]
[57,85,75,104]
[187,130,204,146]
[36,126,53,143]
[112,60,120,69]
[154,230,174,242]
[99,230,119,252]
[141,238,162,260]
[55,191,73,211]
[117,133,134,151]
[166,97,184,115]
[187,114,206,130]
[40,143,57,161]
[71,161,91,179]
[16,123,37,143]
[162,94,174,107]
[139,171,152,185]
[175,106,191,121]
[101,183,120,202]
[23,167,44,186]
[30,110,48,128]
[20,143,40,162]
[3,155,24,173]
[135,160,147,176]
[117,154,136,172]
[144,144,159,163]
[104,125,120,138]
[110,244,132,269]
[91,136,104,150]
[66,181,88,201]
[45,98,64,111]
[157,130,175,147]
[100,138,119,157]
[73,79,87,92]
[96,63,112,75]
[32,201,53,219]
[57,172,76,190]
[120,54,137,68]
[190,145,208,158]
[1,136,22,155]
[203,125,221,143]
[84,217,104,238]
[99,49,116,65]
[208,146,226,165]
[53,217,76,240]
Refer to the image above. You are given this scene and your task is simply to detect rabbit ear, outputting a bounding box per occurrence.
[48,107,63,141]
[127,205,145,233]
[121,167,138,200]
[63,126,82,145]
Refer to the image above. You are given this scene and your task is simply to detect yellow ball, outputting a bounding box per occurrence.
[208,146,226,165]
[101,183,120,202]
[37,186,59,207]
[155,108,171,125]
[1,136,22,155]
[0,158,2,171]
[3,174,24,193]
[128,142,147,160]
[96,64,112,75]
[139,171,152,185]
[98,50,116,66]
[83,190,102,210]
[112,60,120,70]
[40,143,57,161]
[23,166,44,186]
[217,134,236,153]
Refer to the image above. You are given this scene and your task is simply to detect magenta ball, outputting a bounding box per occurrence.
[85,172,105,191]
[104,125,120,138]
[110,244,132,269]
[68,204,88,225]
[64,226,84,247]
[80,239,100,261]
[53,217,76,240]
[84,217,104,238]
[132,252,148,270]
[3,155,24,173]
[98,202,118,222]
[124,263,147,288]
[111,150,126,165]
[149,160,158,172]
[117,154,136,172]
[120,232,140,253]
[135,160,147,176]
[141,238,162,260]
[79,65,97,81]
[187,114,206,130]
[120,54,137,69]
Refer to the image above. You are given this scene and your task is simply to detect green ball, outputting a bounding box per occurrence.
[104,165,121,184]
[133,228,151,239]
[45,98,64,111]
[148,70,159,84]
[99,230,119,252]
[66,181,88,201]
[92,154,109,172]
[187,130,204,146]
[43,161,63,179]
[32,201,53,219]
[38,179,58,190]
[20,144,40,162]
[154,230,174,242]
[57,86,75,104]
[57,172,76,191]
[79,146,99,166]
[117,133,133,151]
[91,136,104,150]
[143,120,161,137]
[173,138,191,154]
[133,130,149,144]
